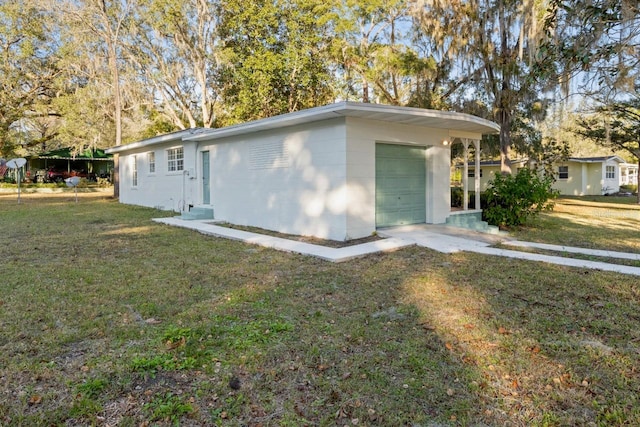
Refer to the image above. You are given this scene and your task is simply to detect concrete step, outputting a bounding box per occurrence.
[446,211,501,235]
[179,206,214,220]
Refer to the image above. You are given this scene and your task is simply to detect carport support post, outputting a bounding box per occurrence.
[474,139,481,210]
[462,139,469,211]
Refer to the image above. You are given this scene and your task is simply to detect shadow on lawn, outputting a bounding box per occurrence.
[403,251,640,425]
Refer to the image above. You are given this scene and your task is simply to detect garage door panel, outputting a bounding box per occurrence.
[376,143,426,228]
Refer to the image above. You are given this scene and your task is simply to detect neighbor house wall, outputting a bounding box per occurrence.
[553,161,585,196]
[462,165,499,192]
[203,118,350,241]
[553,160,620,196]
[118,139,198,211]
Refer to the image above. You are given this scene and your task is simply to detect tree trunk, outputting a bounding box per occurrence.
[112,56,121,198]
[637,157,640,204]
[498,108,513,175]
[101,0,122,199]
[362,78,369,103]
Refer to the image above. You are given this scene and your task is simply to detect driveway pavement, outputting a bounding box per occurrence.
[153,218,640,276]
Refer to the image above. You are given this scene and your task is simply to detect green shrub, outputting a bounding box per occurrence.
[482,168,558,228]
[451,187,463,208]
[451,187,478,209]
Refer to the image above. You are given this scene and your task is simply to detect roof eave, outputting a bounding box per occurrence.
[106,128,209,154]
[185,102,500,143]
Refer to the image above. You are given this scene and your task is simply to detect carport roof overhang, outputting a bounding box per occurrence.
[107,102,500,154]
[186,102,500,143]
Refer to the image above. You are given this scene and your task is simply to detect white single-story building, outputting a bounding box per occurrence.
[107,102,499,241]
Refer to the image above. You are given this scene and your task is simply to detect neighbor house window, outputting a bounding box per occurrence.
[131,155,138,187]
[558,165,569,179]
[167,147,184,172]
[606,165,615,179]
[148,152,155,173]
[467,169,483,178]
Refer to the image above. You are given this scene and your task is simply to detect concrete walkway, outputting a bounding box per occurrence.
[153,217,414,262]
[153,218,640,276]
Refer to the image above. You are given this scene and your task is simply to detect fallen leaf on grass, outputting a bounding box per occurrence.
[28,395,42,405]
[145,318,162,325]
[498,327,510,335]
[165,336,186,350]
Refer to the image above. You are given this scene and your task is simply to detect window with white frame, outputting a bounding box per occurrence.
[606,165,615,179]
[148,151,155,174]
[131,155,138,187]
[558,165,569,179]
[167,147,184,172]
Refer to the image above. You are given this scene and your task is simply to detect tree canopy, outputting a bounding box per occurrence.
[0,0,637,176]
[575,99,640,202]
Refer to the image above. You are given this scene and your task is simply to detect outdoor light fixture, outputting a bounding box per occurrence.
[442,139,450,146]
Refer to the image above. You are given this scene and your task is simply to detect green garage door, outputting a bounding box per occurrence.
[376,143,426,227]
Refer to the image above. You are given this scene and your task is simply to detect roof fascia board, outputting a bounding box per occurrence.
[110,102,501,152]
[448,130,483,140]
[106,129,207,154]
[568,156,625,164]
[186,102,500,144]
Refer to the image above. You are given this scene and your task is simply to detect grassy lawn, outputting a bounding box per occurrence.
[1,193,639,426]
[509,197,640,253]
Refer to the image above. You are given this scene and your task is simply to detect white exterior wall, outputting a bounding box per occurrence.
[118,140,198,212]
[203,118,350,241]
[201,117,455,241]
[345,117,452,236]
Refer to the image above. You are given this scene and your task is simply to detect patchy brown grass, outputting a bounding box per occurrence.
[1,193,639,426]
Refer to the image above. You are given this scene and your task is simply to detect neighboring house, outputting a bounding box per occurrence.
[27,148,114,182]
[620,162,639,187]
[456,159,530,192]
[107,102,499,241]
[551,156,626,196]
[460,156,631,196]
